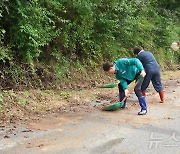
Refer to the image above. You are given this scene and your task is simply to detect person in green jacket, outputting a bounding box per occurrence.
[103,58,147,115]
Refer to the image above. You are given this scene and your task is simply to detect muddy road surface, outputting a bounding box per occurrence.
[0,79,180,154]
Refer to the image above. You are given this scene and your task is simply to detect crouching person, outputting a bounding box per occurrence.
[103,58,147,115]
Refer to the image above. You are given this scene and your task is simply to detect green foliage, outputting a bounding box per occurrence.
[0,0,180,89]
[0,105,6,110]
[17,101,27,106]
[1,0,59,63]
[0,47,12,61]
[60,91,70,99]
[9,90,17,97]
[0,93,4,102]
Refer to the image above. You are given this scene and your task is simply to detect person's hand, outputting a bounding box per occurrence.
[124,89,130,97]
[140,70,146,77]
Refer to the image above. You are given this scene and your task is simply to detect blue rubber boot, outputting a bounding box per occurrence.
[138,96,147,115]
[119,92,127,109]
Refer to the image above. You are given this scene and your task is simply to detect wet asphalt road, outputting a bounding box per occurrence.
[0,80,180,154]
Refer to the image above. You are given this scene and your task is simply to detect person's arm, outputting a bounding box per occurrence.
[119,79,130,97]
[119,78,128,90]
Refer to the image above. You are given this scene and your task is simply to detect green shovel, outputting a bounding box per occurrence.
[99,83,117,88]
[102,76,143,111]
[102,97,126,111]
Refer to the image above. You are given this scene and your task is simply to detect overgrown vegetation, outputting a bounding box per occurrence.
[0,0,180,89]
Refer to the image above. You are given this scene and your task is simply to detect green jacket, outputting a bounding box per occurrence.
[114,58,144,90]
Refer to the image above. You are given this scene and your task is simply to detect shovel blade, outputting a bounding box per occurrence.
[102,102,124,111]
[99,83,117,88]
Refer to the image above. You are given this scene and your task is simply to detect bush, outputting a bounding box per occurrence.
[0,0,179,89]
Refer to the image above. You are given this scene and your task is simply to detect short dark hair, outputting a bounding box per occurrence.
[103,61,114,71]
[133,46,143,55]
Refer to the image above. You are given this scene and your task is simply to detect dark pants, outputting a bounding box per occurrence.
[118,75,144,98]
[142,68,163,92]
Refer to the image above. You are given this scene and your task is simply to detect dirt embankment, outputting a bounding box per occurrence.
[0,70,180,125]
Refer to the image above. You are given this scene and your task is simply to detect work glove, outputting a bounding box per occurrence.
[140,70,146,77]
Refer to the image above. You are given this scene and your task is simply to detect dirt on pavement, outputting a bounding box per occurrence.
[0,71,179,132]
[0,70,180,153]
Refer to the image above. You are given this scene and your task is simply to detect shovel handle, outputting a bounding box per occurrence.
[121,76,143,101]
[121,96,127,103]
